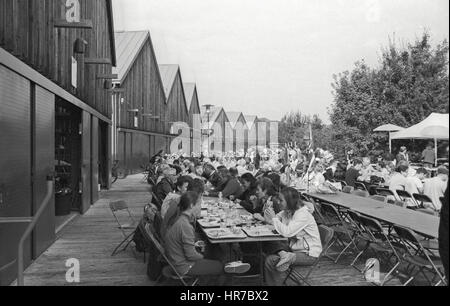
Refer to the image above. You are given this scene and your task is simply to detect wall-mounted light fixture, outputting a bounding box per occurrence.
[74,38,88,54]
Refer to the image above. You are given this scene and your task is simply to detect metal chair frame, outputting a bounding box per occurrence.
[391,225,447,286]
[319,202,360,264]
[349,214,401,286]
[110,201,137,256]
[283,225,335,286]
[143,223,199,286]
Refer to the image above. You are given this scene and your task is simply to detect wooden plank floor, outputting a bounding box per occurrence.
[18,174,409,286]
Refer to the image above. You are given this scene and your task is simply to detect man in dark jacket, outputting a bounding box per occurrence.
[203,163,224,189]
[439,180,449,283]
[153,168,176,208]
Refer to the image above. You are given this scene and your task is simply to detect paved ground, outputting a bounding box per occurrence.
[18,174,408,286]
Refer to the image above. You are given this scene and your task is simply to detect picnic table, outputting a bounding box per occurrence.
[197,197,287,284]
[306,192,440,239]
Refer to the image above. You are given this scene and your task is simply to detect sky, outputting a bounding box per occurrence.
[112,0,449,122]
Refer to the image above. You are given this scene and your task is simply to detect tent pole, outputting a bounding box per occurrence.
[435,138,438,167]
[389,132,392,154]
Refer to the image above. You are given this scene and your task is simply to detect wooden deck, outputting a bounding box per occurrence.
[17,175,408,286]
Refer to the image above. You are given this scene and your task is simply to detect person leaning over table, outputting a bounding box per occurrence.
[160,175,193,219]
[161,179,205,240]
[164,192,251,284]
[251,177,283,222]
[323,159,339,182]
[235,173,259,213]
[389,164,409,202]
[207,168,244,199]
[405,167,428,196]
[264,187,322,286]
[359,157,375,182]
[202,163,222,189]
[345,159,363,187]
[153,166,177,209]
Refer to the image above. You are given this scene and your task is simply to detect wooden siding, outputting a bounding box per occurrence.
[0,0,115,117]
[166,72,189,132]
[118,39,166,134]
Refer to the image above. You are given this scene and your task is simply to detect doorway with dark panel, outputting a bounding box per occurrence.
[98,121,110,190]
[54,98,82,232]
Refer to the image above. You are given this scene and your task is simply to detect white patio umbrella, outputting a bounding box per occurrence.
[373,124,405,153]
[391,113,449,166]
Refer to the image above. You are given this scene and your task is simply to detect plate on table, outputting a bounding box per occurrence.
[242,226,281,238]
[198,218,222,228]
[204,228,247,240]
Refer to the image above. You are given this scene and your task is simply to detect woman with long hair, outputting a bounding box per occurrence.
[264,187,322,286]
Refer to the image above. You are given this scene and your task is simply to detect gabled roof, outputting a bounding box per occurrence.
[159,64,179,99]
[226,112,247,129]
[244,115,258,130]
[183,83,196,110]
[113,31,150,83]
[201,106,227,129]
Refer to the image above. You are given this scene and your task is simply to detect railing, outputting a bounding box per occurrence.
[0,175,54,286]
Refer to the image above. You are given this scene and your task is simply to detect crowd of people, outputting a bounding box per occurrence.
[143,144,449,285]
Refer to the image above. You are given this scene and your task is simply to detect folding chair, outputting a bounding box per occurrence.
[283,225,335,286]
[110,201,138,256]
[352,190,370,198]
[302,195,326,225]
[349,215,401,285]
[413,194,436,210]
[392,225,447,286]
[354,182,369,192]
[375,188,395,197]
[343,186,355,194]
[143,223,199,286]
[396,190,418,208]
[319,202,359,263]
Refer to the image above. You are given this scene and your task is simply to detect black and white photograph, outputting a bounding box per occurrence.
[0,0,449,292]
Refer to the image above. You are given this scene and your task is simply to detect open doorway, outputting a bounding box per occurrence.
[54,98,82,231]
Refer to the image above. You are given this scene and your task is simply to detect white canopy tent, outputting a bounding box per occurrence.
[373,124,405,153]
[391,113,449,166]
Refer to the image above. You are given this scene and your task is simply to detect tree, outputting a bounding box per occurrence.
[329,32,449,157]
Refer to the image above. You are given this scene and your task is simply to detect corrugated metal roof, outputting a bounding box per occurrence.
[183,83,196,110]
[113,31,149,83]
[159,64,179,99]
[226,112,246,129]
[244,115,258,129]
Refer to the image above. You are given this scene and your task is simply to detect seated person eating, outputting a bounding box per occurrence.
[264,187,322,286]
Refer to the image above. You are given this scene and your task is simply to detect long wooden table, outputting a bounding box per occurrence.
[306,192,440,239]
